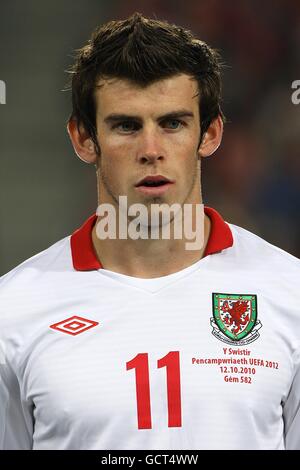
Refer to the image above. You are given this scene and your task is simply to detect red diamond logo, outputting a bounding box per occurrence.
[50,316,99,336]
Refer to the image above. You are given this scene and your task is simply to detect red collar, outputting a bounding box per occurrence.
[70,206,233,271]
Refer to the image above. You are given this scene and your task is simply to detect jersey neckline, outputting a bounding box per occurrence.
[70,206,233,272]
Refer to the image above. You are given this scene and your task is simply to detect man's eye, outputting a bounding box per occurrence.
[163,119,184,129]
[113,121,139,132]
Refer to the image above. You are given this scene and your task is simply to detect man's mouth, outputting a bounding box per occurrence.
[136,175,173,187]
[135,175,174,196]
[140,180,167,187]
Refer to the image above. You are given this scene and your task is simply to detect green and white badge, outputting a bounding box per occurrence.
[211,293,262,345]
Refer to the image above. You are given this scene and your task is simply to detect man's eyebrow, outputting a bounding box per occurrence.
[161,110,194,120]
[104,110,194,124]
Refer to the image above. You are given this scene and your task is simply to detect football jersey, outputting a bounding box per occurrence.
[0,206,300,450]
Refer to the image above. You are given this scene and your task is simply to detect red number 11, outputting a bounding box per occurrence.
[126,351,182,430]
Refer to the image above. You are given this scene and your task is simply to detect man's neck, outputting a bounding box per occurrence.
[91,213,211,279]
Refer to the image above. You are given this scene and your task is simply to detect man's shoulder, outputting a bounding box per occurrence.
[0,235,72,292]
[228,222,300,271]
[0,235,74,364]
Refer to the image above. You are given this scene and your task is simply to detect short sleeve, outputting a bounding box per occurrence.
[0,349,33,450]
[283,347,300,449]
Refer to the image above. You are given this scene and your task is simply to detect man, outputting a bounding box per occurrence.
[0,13,299,450]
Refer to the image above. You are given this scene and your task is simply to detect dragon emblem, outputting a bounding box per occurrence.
[211,293,260,344]
[221,300,249,334]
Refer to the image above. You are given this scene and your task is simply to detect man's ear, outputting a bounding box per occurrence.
[198,115,223,158]
[67,119,99,164]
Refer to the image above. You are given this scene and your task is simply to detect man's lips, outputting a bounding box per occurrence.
[135,175,173,187]
[135,183,174,196]
[135,175,175,196]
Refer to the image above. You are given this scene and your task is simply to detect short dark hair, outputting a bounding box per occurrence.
[67,12,225,153]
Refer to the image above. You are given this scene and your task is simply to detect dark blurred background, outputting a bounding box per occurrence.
[0,0,299,276]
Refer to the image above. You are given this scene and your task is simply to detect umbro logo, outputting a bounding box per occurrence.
[50,316,99,336]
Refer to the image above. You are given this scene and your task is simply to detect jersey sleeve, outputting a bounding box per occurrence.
[0,346,33,450]
[283,347,300,449]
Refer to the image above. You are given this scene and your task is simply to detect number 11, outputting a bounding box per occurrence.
[126,351,182,429]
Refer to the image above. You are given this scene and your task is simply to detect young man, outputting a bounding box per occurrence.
[0,13,299,450]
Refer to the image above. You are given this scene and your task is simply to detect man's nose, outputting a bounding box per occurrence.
[136,126,165,164]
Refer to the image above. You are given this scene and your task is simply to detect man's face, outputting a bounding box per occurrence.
[94,73,202,211]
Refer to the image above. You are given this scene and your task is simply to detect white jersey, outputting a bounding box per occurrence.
[0,206,300,450]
